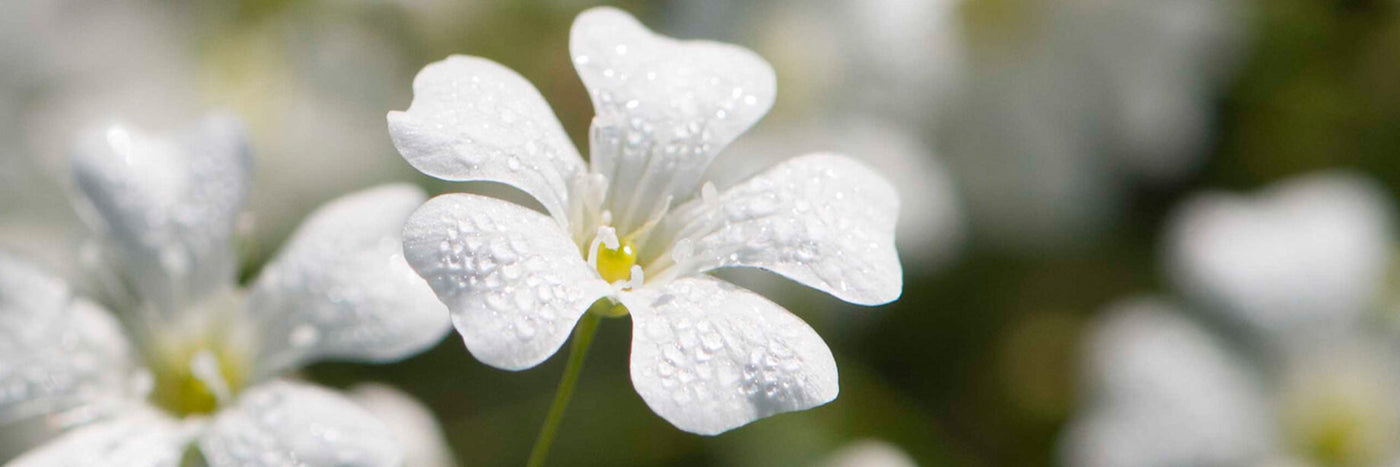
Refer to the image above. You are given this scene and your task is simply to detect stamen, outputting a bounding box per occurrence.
[700,181,718,205]
[628,265,645,289]
[190,350,232,405]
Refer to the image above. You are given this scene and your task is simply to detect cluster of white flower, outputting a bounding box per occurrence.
[1,7,905,465]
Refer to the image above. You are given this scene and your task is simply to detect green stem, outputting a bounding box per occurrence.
[526,311,602,467]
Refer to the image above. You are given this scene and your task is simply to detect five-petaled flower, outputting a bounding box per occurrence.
[0,116,450,464]
[389,7,903,435]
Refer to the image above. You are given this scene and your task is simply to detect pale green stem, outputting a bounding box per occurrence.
[526,311,602,467]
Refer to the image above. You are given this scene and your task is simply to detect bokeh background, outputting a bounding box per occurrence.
[3,0,1400,465]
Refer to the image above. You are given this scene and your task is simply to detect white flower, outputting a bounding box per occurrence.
[1165,171,1395,346]
[946,0,1247,249]
[1061,172,1400,467]
[0,115,451,464]
[388,7,902,435]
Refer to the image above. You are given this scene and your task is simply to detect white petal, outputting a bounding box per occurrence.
[8,407,192,467]
[70,115,251,316]
[199,381,400,467]
[388,55,585,223]
[571,7,776,233]
[708,117,965,269]
[347,383,457,467]
[402,194,611,371]
[1061,298,1272,467]
[618,276,838,435]
[244,185,451,378]
[655,154,901,305]
[1165,171,1394,343]
[0,252,136,426]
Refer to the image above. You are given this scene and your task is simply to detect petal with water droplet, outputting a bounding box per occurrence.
[7,407,190,466]
[388,55,585,224]
[199,381,400,466]
[403,194,611,371]
[570,7,776,233]
[0,252,136,427]
[70,115,250,316]
[244,185,450,378]
[653,154,901,305]
[619,276,837,435]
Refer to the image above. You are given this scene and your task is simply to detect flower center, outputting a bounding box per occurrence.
[1284,365,1398,467]
[595,239,637,284]
[149,339,248,417]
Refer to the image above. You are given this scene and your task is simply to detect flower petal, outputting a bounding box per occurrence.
[71,115,250,316]
[1060,298,1272,467]
[402,193,611,371]
[709,117,965,269]
[653,154,901,305]
[7,407,192,467]
[388,55,585,223]
[199,381,399,466]
[244,185,451,378]
[0,252,135,426]
[618,276,838,435]
[571,7,776,233]
[347,383,458,467]
[1165,171,1394,343]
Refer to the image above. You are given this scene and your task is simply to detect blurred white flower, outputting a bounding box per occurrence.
[1,116,451,464]
[389,7,903,434]
[946,0,1247,249]
[1062,299,1273,467]
[348,383,458,467]
[1062,172,1400,467]
[1165,171,1394,347]
[1064,300,1400,467]
[820,439,920,467]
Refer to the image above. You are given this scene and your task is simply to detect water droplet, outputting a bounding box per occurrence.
[290,325,319,348]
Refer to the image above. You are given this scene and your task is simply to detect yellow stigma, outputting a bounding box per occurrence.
[595,239,638,284]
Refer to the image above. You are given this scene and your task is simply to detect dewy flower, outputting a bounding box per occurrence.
[1060,172,1400,467]
[388,7,902,435]
[0,115,451,464]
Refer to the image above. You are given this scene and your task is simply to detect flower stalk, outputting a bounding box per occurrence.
[527,308,603,467]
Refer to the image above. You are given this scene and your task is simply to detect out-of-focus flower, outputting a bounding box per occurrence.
[1166,172,1394,346]
[389,7,903,434]
[948,0,1247,249]
[820,439,920,467]
[348,383,459,467]
[1061,172,1400,467]
[0,116,450,463]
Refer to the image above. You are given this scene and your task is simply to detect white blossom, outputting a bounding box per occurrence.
[389,7,902,435]
[0,115,451,464]
[1061,172,1400,467]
